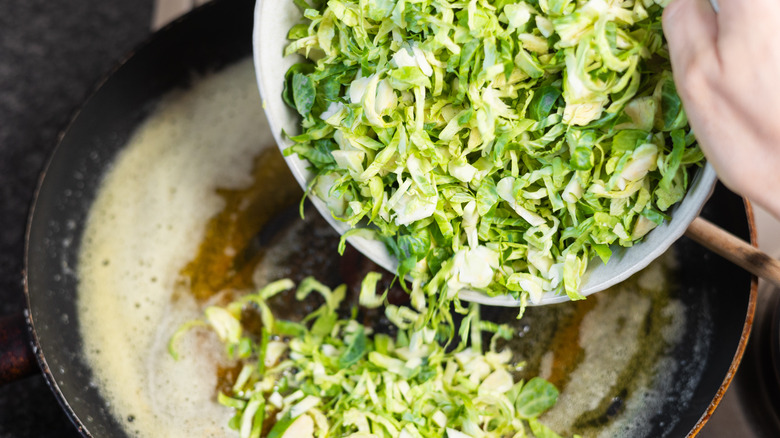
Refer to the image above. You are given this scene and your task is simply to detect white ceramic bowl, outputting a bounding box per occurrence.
[252,0,719,306]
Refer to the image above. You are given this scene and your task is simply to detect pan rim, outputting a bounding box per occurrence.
[685,197,758,437]
[21,0,249,436]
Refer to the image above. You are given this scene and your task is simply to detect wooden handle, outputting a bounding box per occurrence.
[685,216,780,288]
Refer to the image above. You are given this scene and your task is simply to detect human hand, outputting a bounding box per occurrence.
[663,0,780,219]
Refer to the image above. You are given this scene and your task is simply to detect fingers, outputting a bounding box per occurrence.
[716,0,780,42]
[663,0,719,73]
[714,0,747,41]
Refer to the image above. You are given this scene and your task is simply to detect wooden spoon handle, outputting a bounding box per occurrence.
[685,216,780,287]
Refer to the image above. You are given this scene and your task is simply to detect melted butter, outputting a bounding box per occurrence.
[77,59,281,438]
[539,253,686,438]
[543,298,595,390]
[491,251,688,438]
[177,146,301,301]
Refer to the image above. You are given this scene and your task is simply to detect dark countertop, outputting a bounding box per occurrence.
[0,1,152,436]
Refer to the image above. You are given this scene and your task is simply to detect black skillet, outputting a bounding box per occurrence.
[0,0,758,436]
[0,0,256,435]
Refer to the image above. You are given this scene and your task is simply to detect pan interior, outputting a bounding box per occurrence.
[73,55,741,437]
[76,58,271,437]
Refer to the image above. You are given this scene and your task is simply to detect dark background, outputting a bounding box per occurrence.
[0,1,153,436]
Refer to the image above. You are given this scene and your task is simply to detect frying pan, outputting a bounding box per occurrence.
[0,0,758,436]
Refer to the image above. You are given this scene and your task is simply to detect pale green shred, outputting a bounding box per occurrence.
[281,0,705,312]
[171,278,570,438]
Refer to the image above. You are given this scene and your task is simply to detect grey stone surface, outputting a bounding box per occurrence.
[0,1,153,436]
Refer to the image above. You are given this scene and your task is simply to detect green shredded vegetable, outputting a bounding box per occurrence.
[281,0,705,311]
[172,277,569,438]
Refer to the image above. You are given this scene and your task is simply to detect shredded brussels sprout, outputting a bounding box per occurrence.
[171,278,569,438]
[281,0,704,310]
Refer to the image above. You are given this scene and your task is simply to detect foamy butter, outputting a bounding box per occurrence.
[539,253,689,438]
[77,59,270,437]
